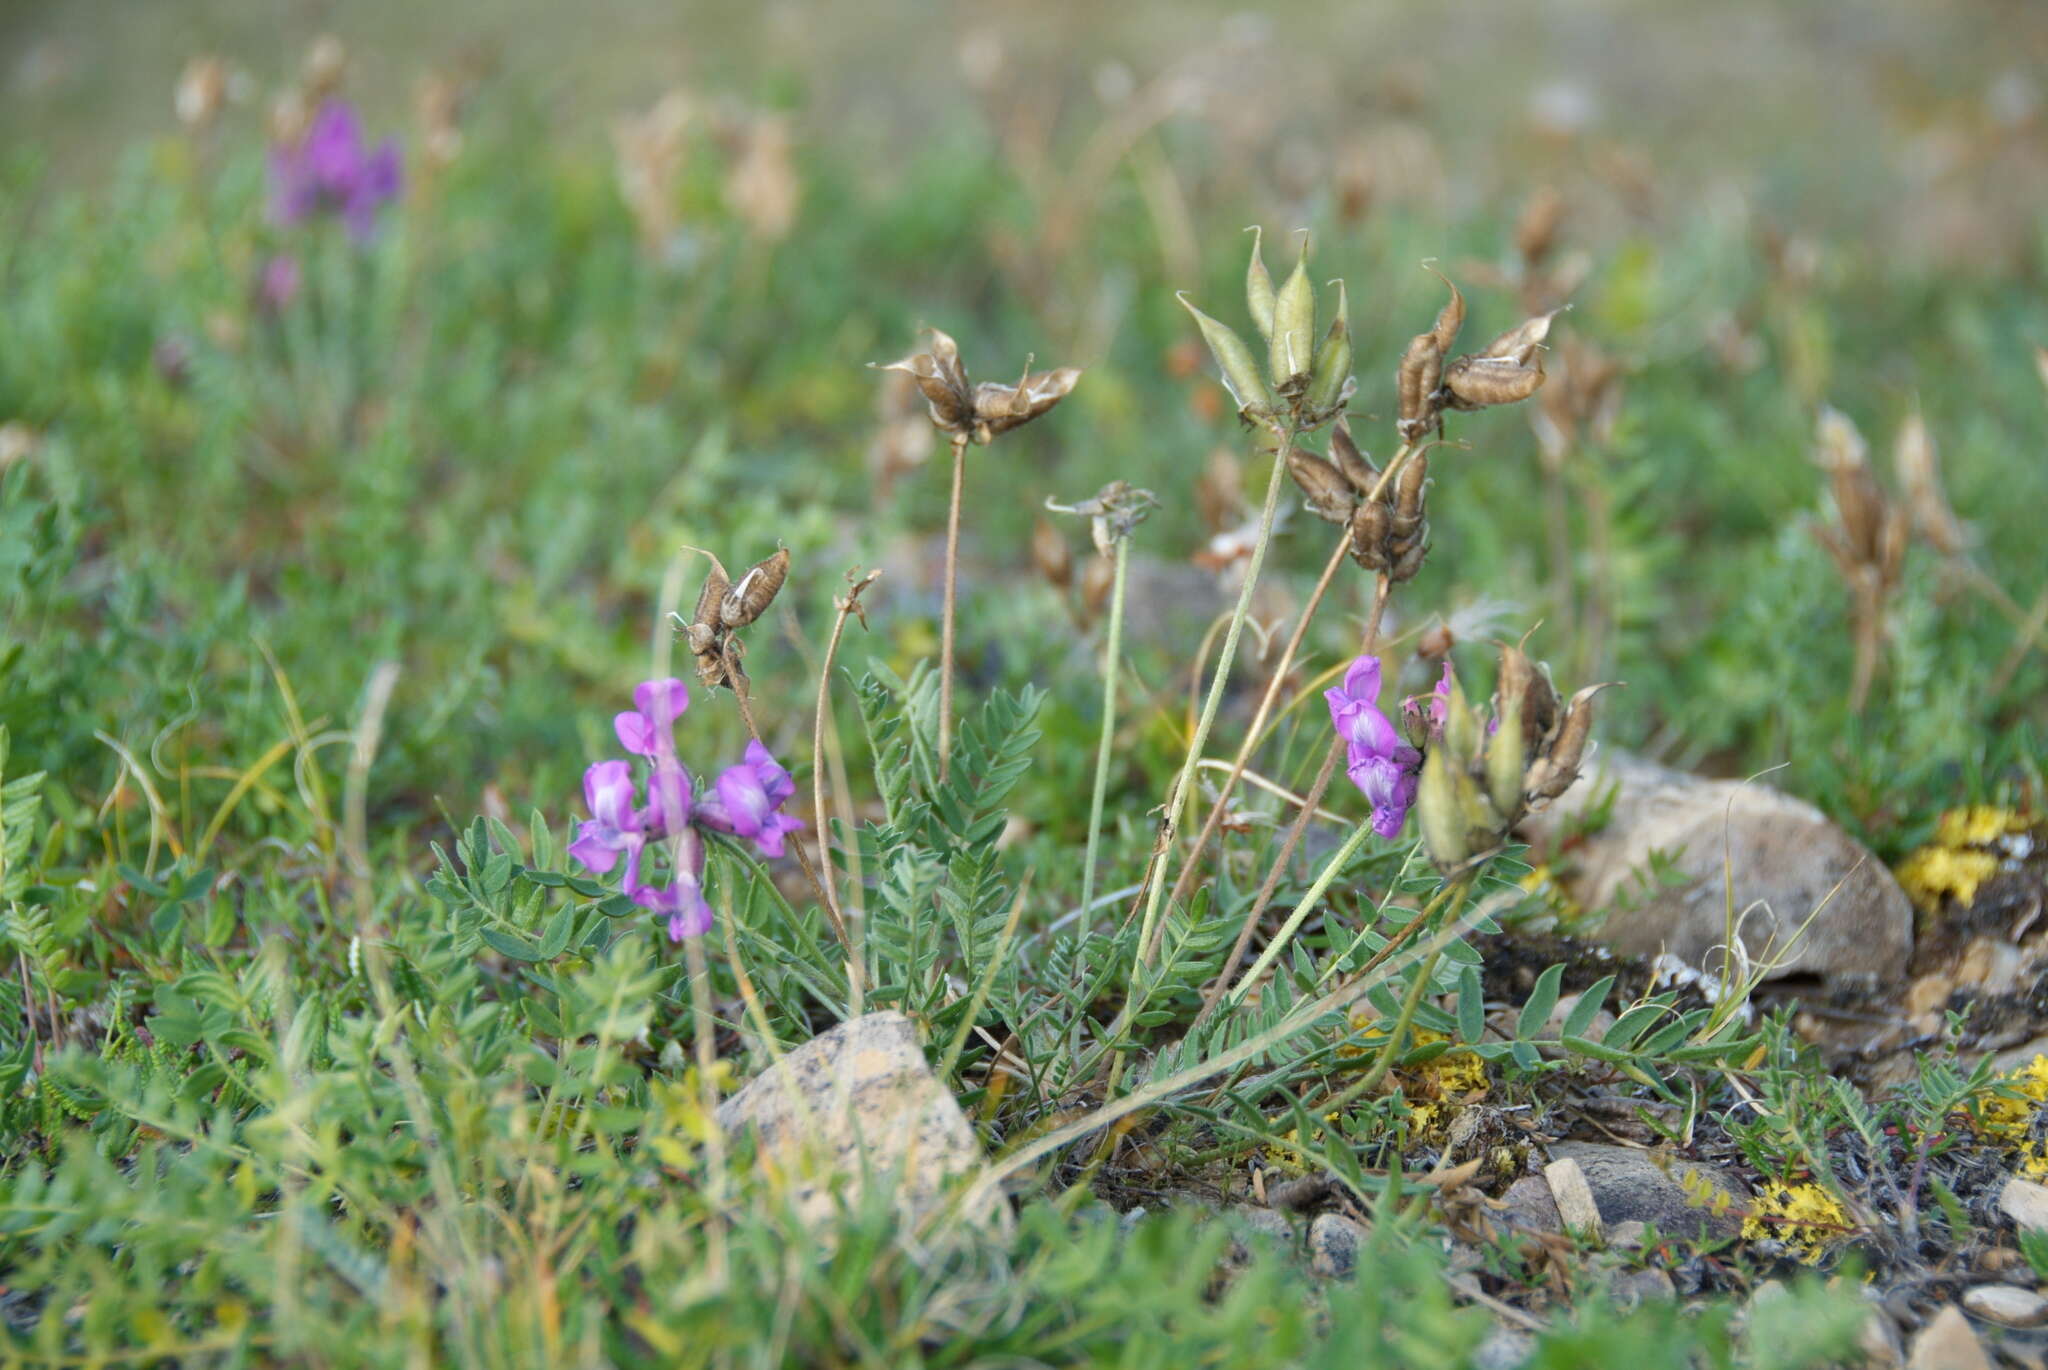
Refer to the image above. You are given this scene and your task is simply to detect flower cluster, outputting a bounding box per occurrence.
[1326,655,1429,839]
[569,678,802,941]
[269,99,403,242]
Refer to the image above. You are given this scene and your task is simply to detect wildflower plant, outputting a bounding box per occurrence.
[268,98,403,242]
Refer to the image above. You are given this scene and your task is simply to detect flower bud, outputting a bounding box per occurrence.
[1178,293,1275,418]
[1268,235,1317,391]
[1304,278,1353,413]
[1245,226,1276,343]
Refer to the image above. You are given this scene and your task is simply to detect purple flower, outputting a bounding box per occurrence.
[634,826,713,941]
[1328,654,1422,838]
[615,677,689,763]
[269,100,403,243]
[1401,661,1454,747]
[568,760,646,887]
[697,740,805,859]
[568,677,802,942]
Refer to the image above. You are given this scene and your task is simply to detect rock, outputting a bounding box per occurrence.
[1545,1141,1749,1242]
[1473,1326,1535,1370]
[1855,1308,1906,1369]
[1963,1283,2048,1327]
[1226,1205,1295,1246]
[1606,1220,1649,1249]
[1611,1267,1675,1307]
[714,1011,1007,1236]
[2001,1176,2048,1234]
[1544,1158,1604,1239]
[1498,1174,1562,1233]
[1908,1305,1992,1370]
[1308,1213,1365,1278]
[1519,753,1913,983]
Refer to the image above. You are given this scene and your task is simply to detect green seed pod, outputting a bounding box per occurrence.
[1178,293,1275,417]
[1268,235,1316,389]
[1245,226,1276,344]
[1417,747,1470,873]
[1305,279,1352,413]
[1441,673,1482,765]
[1487,696,1525,820]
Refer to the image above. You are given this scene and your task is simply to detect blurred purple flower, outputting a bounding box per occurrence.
[1400,661,1454,747]
[260,254,302,311]
[269,99,403,242]
[1327,654,1421,839]
[569,678,802,941]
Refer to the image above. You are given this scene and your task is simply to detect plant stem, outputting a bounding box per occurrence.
[1328,946,1445,1113]
[1077,537,1130,945]
[1162,530,1350,920]
[938,434,968,783]
[811,571,878,1012]
[1218,818,1376,1010]
[732,686,848,960]
[1197,572,1390,1023]
[1129,419,1296,972]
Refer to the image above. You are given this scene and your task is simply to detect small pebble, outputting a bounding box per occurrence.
[2001,1176,2048,1234]
[1908,1305,1992,1370]
[1473,1326,1535,1370]
[1963,1282,2048,1328]
[1308,1212,1365,1279]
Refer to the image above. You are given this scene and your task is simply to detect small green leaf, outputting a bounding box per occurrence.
[1516,964,1564,1041]
[1457,966,1485,1044]
[1563,974,1616,1039]
[536,905,576,960]
[481,928,544,962]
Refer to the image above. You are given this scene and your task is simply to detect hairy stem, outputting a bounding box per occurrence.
[811,571,878,1011]
[1078,538,1130,944]
[938,434,968,783]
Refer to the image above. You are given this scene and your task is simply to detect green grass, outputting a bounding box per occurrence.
[1,67,2045,1368]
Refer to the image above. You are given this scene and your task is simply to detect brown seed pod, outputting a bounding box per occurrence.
[1515,186,1565,269]
[1524,683,1615,801]
[1329,419,1379,494]
[1892,413,1965,558]
[974,365,1082,441]
[1396,333,1443,438]
[1350,501,1391,569]
[1390,536,1429,583]
[692,558,732,635]
[1474,309,1562,366]
[1031,514,1073,589]
[1394,451,1430,523]
[1493,638,1558,756]
[721,546,789,628]
[1426,267,1466,355]
[1443,354,1544,410]
[1286,445,1356,524]
[877,328,974,435]
[1418,622,1456,661]
[1828,461,1889,568]
[1079,553,1116,621]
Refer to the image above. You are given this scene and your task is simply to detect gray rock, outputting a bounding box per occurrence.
[1612,1267,1676,1307]
[1226,1205,1296,1246]
[1519,753,1912,983]
[1963,1282,2048,1327]
[1545,1141,1749,1242]
[1308,1213,1365,1278]
[1473,1326,1536,1370]
[715,1011,1007,1236]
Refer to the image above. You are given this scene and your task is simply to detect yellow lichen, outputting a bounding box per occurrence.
[1935,805,2027,849]
[1742,1182,1852,1263]
[1972,1055,2048,1178]
[1895,844,1999,912]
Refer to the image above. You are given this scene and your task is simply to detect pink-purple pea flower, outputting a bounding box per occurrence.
[570,678,802,941]
[1326,654,1422,839]
[269,99,403,242]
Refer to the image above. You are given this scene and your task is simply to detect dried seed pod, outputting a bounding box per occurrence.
[1286,446,1356,524]
[1178,292,1275,417]
[1493,637,1559,754]
[692,558,732,635]
[1079,552,1116,620]
[1396,333,1444,439]
[878,328,974,435]
[1349,500,1391,568]
[1031,514,1072,589]
[721,546,789,628]
[1443,353,1544,410]
[1426,267,1466,355]
[1268,234,1317,390]
[1305,278,1353,414]
[1393,451,1430,523]
[1892,413,1965,558]
[1524,683,1614,801]
[1244,226,1276,343]
[1814,406,1868,473]
[1828,460,1889,567]
[978,365,1082,441]
[1329,419,1379,494]
[1514,186,1565,269]
[1389,536,1429,583]
[1417,622,1455,660]
[1473,308,1562,366]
